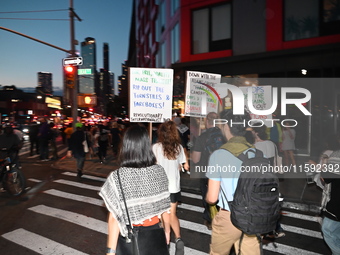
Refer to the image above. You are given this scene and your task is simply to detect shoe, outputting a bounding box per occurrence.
[204,220,212,230]
[275,232,285,238]
[77,170,83,178]
[175,238,184,255]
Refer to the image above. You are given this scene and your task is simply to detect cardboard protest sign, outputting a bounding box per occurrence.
[240,86,273,124]
[184,71,222,117]
[129,68,173,122]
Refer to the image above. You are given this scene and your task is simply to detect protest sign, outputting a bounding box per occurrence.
[184,71,221,117]
[240,86,273,123]
[129,67,173,122]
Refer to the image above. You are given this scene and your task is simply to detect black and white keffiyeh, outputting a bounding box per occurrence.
[99,164,170,237]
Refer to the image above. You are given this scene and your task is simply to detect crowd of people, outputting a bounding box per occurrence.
[98,110,339,255]
[1,111,338,255]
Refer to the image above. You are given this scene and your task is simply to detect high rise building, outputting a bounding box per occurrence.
[80,37,97,94]
[37,72,52,95]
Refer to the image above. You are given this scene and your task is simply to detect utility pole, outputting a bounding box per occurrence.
[69,0,81,130]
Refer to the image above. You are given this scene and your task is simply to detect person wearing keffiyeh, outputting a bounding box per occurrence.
[99,124,171,255]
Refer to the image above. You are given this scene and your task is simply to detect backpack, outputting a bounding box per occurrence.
[223,148,281,236]
[205,127,225,154]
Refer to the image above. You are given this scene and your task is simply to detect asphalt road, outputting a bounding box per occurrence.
[0,138,332,255]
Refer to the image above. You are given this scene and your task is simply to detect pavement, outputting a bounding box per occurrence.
[52,153,323,214]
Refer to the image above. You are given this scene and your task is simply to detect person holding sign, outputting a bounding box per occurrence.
[153,121,189,255]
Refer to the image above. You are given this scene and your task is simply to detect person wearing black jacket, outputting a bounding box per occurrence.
[67,123,87,177]
[321,151,340,255]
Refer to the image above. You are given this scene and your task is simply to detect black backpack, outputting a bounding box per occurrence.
[223,148,281,236]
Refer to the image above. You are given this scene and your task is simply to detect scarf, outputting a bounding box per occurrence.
[220,136,254,156]
[99,165,171,237]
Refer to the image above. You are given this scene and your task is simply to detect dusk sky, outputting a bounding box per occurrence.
[0,0,133,92]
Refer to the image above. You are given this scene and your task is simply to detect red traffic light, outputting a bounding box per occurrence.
[65,66,74,73]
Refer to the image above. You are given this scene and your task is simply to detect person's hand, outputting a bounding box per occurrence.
[66,150,72,158]
[183,162,189,171]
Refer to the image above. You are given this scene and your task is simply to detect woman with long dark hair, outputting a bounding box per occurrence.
[99,124,171,255]
[153,121,189,255]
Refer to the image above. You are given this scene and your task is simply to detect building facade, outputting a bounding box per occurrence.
[37,72,53,95]
[80,37,97,94]
[128,0,340,157]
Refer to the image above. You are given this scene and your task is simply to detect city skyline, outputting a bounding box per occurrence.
[0,1,133,93]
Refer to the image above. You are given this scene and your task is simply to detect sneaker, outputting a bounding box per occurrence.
[175,238,184,255]
[275,232,285,238]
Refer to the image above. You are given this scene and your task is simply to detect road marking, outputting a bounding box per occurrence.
[44,189,104,206]
[29,205,106,234]
[281,210,320,222]
[28,205,208,255]
[44,186,323,240]
[263,241,324,255]
[2,228,88,255]
[62,172,107,182]
[182,191,201,200]
[53,179,101,191]
[280,224,322,239]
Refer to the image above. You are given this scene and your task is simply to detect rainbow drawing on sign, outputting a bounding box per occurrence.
[197,82,223,106]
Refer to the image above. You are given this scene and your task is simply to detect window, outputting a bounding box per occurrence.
[321,0,340,36]
[171,0,179,16]
[171,23,180,63]
[160,1,166,33]
[192,3,231,54]
[284,0,319,41]
[284,0,340,41]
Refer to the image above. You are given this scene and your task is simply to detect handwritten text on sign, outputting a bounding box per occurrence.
[240,86,272,122]
[129,68,173,122]
[185,71,221,117]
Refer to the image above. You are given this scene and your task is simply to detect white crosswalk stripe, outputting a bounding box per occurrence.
[2,228,88,255]
[1,172,329,255]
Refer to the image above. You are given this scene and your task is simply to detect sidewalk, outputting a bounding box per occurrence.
[52,154,323,213]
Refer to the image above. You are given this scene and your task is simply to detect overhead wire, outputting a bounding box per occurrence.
[0,8,69,21]
[0,9,68,14]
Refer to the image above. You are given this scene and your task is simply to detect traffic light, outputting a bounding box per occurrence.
[64,65,76,88]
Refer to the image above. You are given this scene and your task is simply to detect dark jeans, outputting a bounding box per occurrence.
[39,138,49,160]
[200,177,211,223]
[98,141,108,161]
[75,155,85,170]
[29,137,39,155]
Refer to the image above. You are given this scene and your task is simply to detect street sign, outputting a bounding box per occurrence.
[78,68,92,75]
[63,57,83,66]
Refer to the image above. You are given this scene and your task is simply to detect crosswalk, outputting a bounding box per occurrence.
[1,171,331,255]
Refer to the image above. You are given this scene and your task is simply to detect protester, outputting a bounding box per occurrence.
[38,118,50,161]
[282,124,296,166]
[0,124,21,162]
[320,150,340,255]
[192,112,225,230]
[67,123,87,177]
[97,124,111,163]
[64,123,73,146]
[253,125,285,239]
[29,121,40,156]
[153,121,189,255]
[206,109,261,255]
[110,121,121,158]
[99,125,171,255]
[49,122,59,160]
